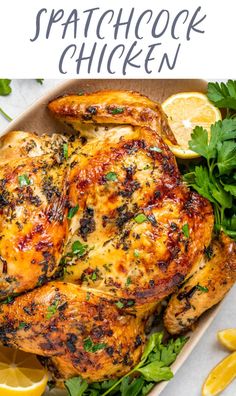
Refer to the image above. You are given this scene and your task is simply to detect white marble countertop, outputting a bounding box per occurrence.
[0,79,235,396]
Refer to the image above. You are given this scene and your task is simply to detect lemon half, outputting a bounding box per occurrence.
[0,346,48,396]
[162,92,222,159]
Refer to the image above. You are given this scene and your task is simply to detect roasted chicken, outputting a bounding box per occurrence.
[0,90,235,385]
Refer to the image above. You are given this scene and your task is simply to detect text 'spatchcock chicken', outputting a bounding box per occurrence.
[0,90,235,385]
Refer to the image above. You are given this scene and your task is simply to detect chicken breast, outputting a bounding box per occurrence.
[63,125,213,304]
[164,234,236,334]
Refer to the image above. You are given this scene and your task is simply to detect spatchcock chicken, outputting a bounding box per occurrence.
[0,90,235,386]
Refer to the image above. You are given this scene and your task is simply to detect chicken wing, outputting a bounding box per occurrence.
[48,90,177,144]
[164,234,236,334]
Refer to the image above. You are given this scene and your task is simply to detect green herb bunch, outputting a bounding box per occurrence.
[184,80,236,240]
[65,332,187,396]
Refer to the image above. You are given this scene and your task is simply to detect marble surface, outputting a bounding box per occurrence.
[0,79,236,396]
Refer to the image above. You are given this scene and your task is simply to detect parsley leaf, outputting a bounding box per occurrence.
[63,143,69,160]
[105,172,118,181]
[182,224,189,238]
[0,79,12,96]
[207,80,236,110]
[68,205,79,220]
[46,300,59,320]
[65,376,88,396]
[196,284,209,293]
[134,214,147,224]
[18,174,31,187]
[83,337,107,353]
[108,107,124,115]
[72,240,88,257]
[36,79,44,85]
[185,114,236,240]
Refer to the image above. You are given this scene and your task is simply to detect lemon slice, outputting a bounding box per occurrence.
[0,345,48,396]
[162,92,222,159]
[202,351,236,396]
[218,329,236,351]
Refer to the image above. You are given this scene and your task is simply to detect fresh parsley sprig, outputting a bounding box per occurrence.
[64,332,188,396]
[184,118,236,239]
[207,80,236,116]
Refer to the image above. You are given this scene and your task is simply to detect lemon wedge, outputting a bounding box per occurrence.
[0,345,48,396]
[162,92,222,159]
[202,351,236,396]
[218,328,236,351]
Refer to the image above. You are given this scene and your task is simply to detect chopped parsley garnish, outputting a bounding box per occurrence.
[196,284,209,293]
[63,143,69,159]
[134,214,147,224]
[83,337,107,353]
[125,277,132,286]
[182,223,190,238]
[46,300,59,319]
[1,296,14,305]
[18,322,27,329]
[18,174,31,187]
[115,301,124,309]
[86,292,90,301]
[149,146,162,153]
[68,205,79,220]
[105,172,118,181]
[91,272,97,281]
[109,107,124,115]
[134,249,140,258]
[72,240,88,257]
[65,332,188,396]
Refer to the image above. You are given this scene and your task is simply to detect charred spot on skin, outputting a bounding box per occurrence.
[0,256,8,274]
[66,333,78,353]
[79,207,96,241]
[149,279,155,288]
[123,140,146,155]
[0,191,10,208]
[204,245,214,260]
[106,346,114,356]
[134,335,142,348]
[147,214,158,227]
[123,352,133,366]
[116,205,133,229]
[23,303,37,316]
[171,273,185,287]
[82,113,92,121]
[86,106,97,115]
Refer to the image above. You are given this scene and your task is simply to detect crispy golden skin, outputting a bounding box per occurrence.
[64,125,213,305]
[0,153,68,298]
[0,282,151,382]
[48,90,177,144]
[164,234,236,334]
